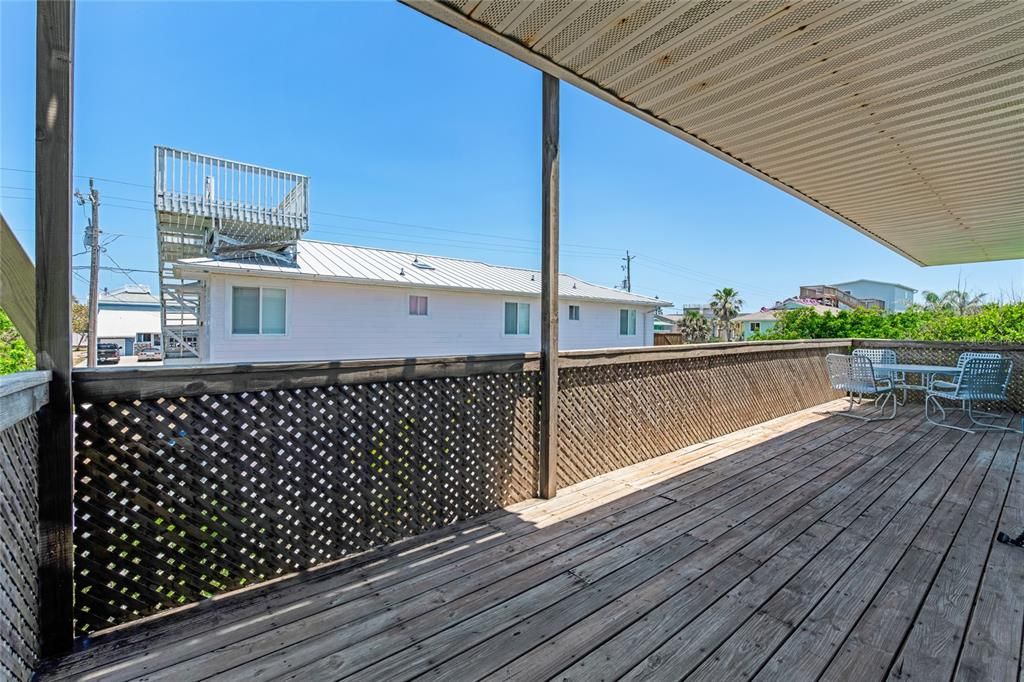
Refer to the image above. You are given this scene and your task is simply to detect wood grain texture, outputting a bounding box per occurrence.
[34,0,75,659]
[67,342,844,632]
[0,414,43,681]
[38,404,1024,681]
[539,71,560,499]
[0,214,36,349]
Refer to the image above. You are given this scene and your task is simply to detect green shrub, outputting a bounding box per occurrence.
[752,303,1024,343]
[0,308,35,374]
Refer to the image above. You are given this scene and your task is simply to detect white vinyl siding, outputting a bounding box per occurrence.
[205,276,654,363]
[232,286,287,335]
[619,309,637,335]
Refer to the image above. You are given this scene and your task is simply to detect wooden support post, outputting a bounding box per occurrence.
[539,72,559,499]
[35,0,75,656]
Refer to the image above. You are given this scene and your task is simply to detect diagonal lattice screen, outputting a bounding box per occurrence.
[73,374,539,634]
[71,343,852,633]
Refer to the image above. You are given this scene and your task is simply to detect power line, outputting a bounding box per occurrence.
[3,167,630,255]
[73,266,160,274]
[104,252,149,289]
[7,166,786,299]
[635,253,780,298]
[0,167,150,189]
[310,208,624,255]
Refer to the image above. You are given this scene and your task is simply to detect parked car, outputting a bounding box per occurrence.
[136,346,163,362]
[97,342,120,365]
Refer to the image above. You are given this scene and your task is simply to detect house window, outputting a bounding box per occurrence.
[568,304,580,321]
[232,286,286,335]
[409,295,428,316]
[135,332,153,344]
[750,322,761,333]
[504,302,530,335]
[619,309,637,336]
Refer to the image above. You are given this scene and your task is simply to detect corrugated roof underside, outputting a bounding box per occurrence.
[411,0,1024,266]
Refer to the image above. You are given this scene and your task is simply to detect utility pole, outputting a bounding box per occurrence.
[621,250,635,292]
[76,179,101,368]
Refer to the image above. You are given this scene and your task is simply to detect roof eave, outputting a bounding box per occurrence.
[173,261,669,307]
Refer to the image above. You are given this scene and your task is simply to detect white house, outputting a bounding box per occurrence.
[172,241,668,364]
[95,285,162,355]
[831,279,916,312]
[734,299,838,340]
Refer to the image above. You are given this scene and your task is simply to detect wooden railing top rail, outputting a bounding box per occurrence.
[853,339,1024,352]
[72,353,542,401]
[559,339,852,367]
[0,370,50,431]
[72,339,853,402]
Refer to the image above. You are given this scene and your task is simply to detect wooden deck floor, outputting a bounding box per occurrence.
[43,401,1024,681]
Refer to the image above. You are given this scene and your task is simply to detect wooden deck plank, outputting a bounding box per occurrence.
[747,427,998,681]
[675,414,980,681]
[888,429,1022,682]
[333,446,876,682]
[47,408,852,682]
[463,412,933,681]
[46,484,648,680]
[209,414,892,681]
[953,431,1024,682]
[38,405,1024,682]
[823,427,1011,681]
[556,413,952,681]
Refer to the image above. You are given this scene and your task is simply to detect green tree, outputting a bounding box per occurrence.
[940,289,986,316]
[0,308,34,374]
[753,302,1024,343]
[710,288,743,341]
[919,290,949,312]
[72,299,89,339]
[676,310,712,343]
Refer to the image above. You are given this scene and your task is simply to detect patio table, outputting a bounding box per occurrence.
[873,363,961,392]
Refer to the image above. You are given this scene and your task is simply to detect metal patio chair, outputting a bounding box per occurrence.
[931,351,1002,391]
[826,353,896,421]
[852,347,908,404]
[925,356,1022,433]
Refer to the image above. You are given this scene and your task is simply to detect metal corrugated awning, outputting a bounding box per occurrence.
[402,0,1024,266]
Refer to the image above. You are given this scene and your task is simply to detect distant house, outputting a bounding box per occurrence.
[96,285,162,356]
[674,304,716,320]
[831,279,916,312]
[172,241,669,363]
[735,298,838,340]
[733,309,780,340]
[653,314,677,333]
[660,305,715,330]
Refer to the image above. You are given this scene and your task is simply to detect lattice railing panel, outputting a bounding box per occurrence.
[557,347,842,487]
[73,372,539,634]
[0,416,40,682]
[854,340,1024,411]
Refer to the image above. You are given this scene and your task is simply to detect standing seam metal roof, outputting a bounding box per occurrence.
[175,240,669,306]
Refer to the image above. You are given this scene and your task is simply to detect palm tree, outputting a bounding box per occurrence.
[919,290,949,312]
[941,289,986,316]
[676,310,712,343]
[710,288,743,341]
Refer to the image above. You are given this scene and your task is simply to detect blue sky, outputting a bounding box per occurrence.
[2,0,1021,311]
